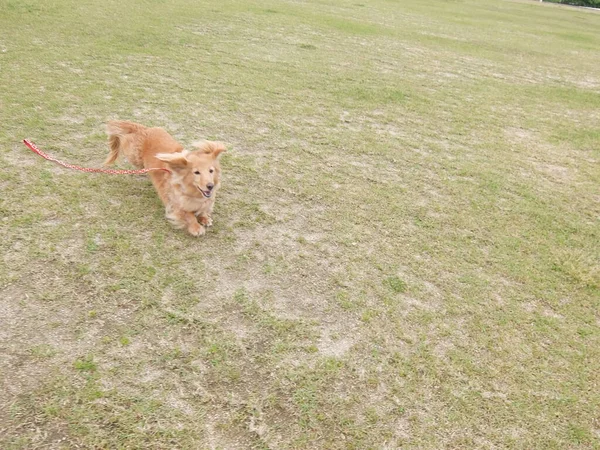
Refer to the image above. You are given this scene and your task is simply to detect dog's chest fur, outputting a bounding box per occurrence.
[168,181,214,214]
[179,194,213,214]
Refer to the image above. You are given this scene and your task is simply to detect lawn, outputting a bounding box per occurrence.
[1,0,599,448]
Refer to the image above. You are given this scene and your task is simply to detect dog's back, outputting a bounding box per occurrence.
[105,121,184,170]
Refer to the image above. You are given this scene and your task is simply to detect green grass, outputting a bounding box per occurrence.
[1,0,599,448]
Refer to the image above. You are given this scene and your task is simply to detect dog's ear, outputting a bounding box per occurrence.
[155,152,188,168]
[211,142,226,159]
[192,141,213,154]
[192,141,226,158]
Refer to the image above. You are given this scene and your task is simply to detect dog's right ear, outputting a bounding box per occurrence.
[155,152,188,168]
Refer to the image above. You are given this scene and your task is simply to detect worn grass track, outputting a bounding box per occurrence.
[1,0,599,448]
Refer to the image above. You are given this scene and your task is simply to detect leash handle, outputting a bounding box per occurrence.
[22,139,172,175]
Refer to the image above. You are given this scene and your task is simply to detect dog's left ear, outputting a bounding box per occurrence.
[212,143,226,160]
[192,140,226,158]
[155,152,188,168]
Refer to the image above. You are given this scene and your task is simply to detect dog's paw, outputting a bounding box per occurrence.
[188,222,206,237]
[198,215,213,227]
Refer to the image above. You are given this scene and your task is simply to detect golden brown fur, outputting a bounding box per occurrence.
[105,120,225,236]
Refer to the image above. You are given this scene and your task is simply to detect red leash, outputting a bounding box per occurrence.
[22,139,172,175]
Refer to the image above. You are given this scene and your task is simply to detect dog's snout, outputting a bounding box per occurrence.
[207,183,214,191]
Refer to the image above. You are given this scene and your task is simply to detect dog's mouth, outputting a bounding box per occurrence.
[197,186,212,198]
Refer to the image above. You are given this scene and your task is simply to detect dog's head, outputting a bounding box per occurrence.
[156,141,226,198]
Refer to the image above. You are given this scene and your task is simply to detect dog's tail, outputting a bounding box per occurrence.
[104,120,147,167]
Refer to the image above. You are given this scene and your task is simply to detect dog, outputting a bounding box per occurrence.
[104,120,225,236]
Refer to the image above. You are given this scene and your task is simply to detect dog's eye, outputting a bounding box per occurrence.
[209,169,214,174]
[193,170,200,175]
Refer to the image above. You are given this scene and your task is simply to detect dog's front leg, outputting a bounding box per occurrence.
[197,201,214,227]
[166,208,205,236]
[185,212,205,236]
[197,212,213,227]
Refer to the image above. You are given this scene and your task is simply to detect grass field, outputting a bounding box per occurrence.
[1,0,599,448]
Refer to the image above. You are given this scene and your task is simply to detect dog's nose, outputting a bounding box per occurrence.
[206,183,214,191]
